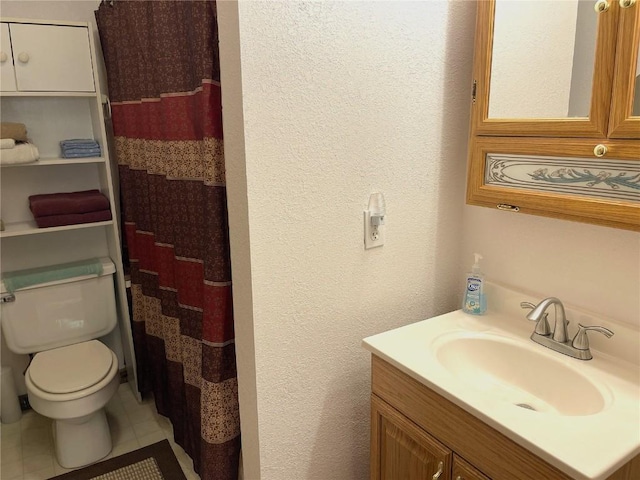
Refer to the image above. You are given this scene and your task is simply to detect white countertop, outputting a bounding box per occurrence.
[362,282,640,480]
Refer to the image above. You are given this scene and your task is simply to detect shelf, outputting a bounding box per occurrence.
[1,157,106,168]
[0,91,96,97]
[0,220,113,238]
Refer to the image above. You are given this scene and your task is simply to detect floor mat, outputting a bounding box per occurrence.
[50,440,186,480]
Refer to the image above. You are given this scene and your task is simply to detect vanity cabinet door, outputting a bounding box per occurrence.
[608,0,640,139]
[472,0,618,138]
[453,455,491,480]
[371,395,452,480]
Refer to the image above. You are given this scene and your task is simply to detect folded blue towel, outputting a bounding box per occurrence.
[61,144,99,150]
[2,258,104,293]
[62,147,102,154]
[60,139,100,147]
[62,151,102,158]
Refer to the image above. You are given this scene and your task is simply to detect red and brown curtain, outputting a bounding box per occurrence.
[96,2,239,479]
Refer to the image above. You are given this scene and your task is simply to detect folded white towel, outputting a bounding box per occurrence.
[0,143,39,165]
[0,139,16,149]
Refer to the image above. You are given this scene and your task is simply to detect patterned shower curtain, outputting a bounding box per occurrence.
[95,2,240,479]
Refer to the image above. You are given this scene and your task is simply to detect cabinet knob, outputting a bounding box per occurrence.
[593,144,608,157]
[456,477,464,480]
[17,52,30,63]
[619,0,636,8]
[432,461,444,479]
[0,51,7,63]
[594,0,610,12]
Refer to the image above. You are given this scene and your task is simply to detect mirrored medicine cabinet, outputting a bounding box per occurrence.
[466,0,640,231]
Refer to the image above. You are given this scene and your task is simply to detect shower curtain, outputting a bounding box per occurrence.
[95,2,239,479]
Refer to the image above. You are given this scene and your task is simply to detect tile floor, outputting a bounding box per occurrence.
[0,384,201,480]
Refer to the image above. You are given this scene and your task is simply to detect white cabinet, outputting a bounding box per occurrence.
[0,18,138,398]
[1,21,95,92]
[1,23,16,91]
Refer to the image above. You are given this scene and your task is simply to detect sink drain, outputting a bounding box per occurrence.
[515,403,537,411]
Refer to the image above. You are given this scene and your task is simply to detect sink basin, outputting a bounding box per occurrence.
[434,333,609,416]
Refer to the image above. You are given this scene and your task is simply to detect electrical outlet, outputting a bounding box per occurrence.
[364,211,385,249]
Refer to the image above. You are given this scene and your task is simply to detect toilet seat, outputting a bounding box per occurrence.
[29,340,114,394]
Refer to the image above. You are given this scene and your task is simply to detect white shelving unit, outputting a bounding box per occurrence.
[0,18,138,397]
[1,157,106,167]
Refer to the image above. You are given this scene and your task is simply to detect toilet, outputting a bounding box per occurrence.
[0,258,121,468]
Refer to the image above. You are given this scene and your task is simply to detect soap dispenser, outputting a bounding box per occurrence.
[462,253,487,315]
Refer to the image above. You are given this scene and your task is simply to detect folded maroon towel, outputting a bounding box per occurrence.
[34,210,112,228]
[29,190,110,217]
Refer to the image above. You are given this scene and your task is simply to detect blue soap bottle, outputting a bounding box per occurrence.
[462,253,487,315]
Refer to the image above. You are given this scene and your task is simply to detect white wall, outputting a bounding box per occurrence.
[218,2,476,479]
[463,207,640,327]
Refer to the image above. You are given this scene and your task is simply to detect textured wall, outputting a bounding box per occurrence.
[219,2,476,479]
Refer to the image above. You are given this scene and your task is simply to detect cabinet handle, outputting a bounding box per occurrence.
[17,52,30,63]
[619,0,636,8]
[496,203,520,212]
[593,144,608,157]
[0,52,7,63]
[432,461,444,479]
[594,0,610,12]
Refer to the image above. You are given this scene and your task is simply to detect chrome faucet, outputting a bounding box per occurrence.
[526,297,569,343]
[520,297,614,360]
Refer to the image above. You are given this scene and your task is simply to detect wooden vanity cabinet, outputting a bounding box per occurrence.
[453,455,491,480]
[371,394,452,480]
[370,355,640,480]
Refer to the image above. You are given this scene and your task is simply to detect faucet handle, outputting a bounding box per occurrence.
[572,324,614,351]
[520,302,551,336]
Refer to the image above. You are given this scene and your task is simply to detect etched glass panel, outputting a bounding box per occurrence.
[485,154,640,201]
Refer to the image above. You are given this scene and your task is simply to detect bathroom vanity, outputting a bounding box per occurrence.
[370,357,639,480]
[363,284,640,480]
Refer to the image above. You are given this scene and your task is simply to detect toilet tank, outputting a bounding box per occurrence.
[0,258,118,354]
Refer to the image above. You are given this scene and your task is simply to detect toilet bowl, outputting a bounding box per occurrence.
[25,340,120,468]
[1,257,121,468]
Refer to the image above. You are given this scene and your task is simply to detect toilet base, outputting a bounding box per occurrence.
[54,409,112,468]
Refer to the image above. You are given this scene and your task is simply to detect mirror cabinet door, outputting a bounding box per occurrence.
[472,0,619,137]
[608,0,640,138]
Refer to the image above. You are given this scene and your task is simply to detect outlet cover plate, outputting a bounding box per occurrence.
[364,211,385,249]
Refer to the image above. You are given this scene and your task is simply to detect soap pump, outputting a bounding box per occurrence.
[462,253,487,315]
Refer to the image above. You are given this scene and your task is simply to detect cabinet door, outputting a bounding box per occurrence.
[452,455,490,480]
[466,136,640,231]
[9,23,95,92]
[471,0,619,137]
[1,23,16,91]
[371,395,452,480]
[608,0,640,138]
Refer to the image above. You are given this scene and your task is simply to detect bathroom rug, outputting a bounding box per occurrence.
[49,440,186,480]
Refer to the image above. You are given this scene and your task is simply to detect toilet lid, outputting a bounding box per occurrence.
[29,340,114,394]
